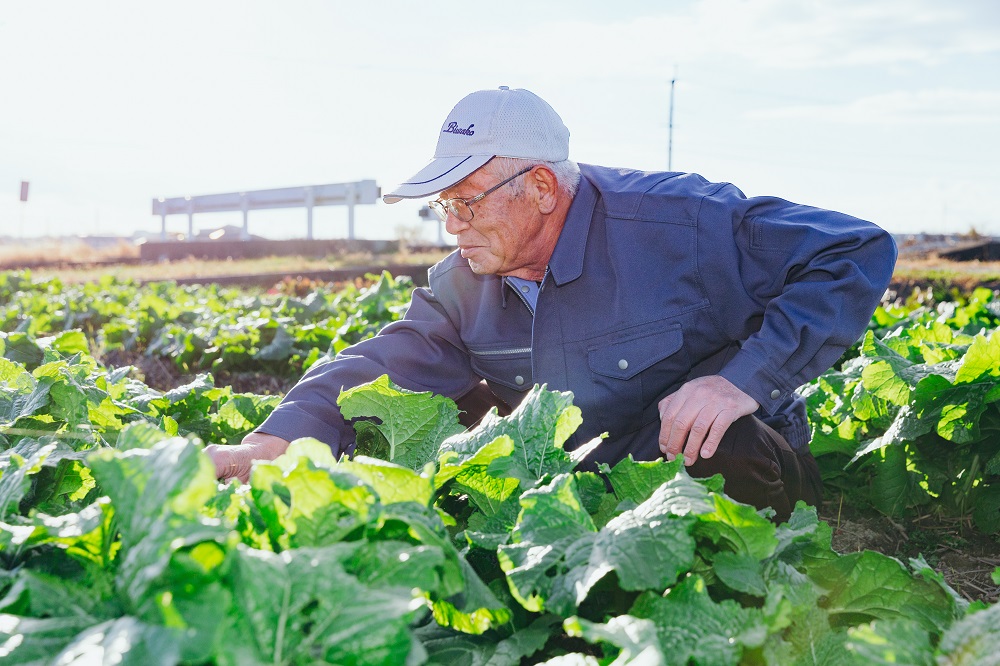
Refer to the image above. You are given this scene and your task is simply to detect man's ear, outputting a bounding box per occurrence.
[531,166,559,214]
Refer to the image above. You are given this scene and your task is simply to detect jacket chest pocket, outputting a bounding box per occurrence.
[584,321,688,435]
[468,346,533,408]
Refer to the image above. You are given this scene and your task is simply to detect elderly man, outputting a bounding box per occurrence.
[208,86,896,522]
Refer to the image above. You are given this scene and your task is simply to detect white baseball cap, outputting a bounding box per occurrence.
[382,86,570,204]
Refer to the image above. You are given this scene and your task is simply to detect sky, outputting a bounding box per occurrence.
[1,0,998,244]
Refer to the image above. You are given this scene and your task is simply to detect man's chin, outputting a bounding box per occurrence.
[466,259,499,275]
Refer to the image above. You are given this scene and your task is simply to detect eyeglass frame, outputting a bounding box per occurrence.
[427,165,535,223]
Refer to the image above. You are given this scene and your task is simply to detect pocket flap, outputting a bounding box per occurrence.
[469,347,533,391]
[588,323,683,380]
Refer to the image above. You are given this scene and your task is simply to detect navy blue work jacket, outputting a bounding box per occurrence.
[258,164,897,468]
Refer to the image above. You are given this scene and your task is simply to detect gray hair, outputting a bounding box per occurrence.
[484,156,581,198]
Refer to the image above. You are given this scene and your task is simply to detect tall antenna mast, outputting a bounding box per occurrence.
[668,69,677,171]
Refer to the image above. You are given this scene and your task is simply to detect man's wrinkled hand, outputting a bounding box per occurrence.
[204,432,291,483]
[658,375,759,466]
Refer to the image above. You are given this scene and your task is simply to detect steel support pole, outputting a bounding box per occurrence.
[346,184,356,240]
[306,188,315,240]
[241,196,250,240]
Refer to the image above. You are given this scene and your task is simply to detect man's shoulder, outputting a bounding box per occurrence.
[428,249,466,277]
[579,164,731,217]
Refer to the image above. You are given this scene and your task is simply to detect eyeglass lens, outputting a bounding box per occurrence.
[429,198,472,223]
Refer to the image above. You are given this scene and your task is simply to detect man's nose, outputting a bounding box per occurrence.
[444,212,468,235]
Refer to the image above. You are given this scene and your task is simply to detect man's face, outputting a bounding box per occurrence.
[440,167,543,276]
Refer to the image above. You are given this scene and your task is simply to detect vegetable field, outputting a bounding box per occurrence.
[1,270,999,664]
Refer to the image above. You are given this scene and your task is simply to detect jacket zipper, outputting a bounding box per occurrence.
[468,347,532,356]
[504,267,547,315]
[511,287,533,314]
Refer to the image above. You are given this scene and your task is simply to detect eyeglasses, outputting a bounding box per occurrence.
[428,165,534,223]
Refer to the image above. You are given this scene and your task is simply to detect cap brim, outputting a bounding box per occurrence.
[382,154,493,203]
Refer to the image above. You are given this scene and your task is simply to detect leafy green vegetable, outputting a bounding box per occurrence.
[1,273,998,664]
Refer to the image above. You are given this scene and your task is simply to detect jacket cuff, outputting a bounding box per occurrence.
[718,348,790,416]
[256,407,347,454]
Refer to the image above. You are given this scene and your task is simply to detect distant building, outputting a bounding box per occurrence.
[77,235,134,249]
[193,225,266,241]
[937,239,1000,262]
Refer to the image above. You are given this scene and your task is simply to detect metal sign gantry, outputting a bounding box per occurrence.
[152,180,380,240]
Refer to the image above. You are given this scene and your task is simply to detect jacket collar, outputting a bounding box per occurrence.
[547,164,598,286]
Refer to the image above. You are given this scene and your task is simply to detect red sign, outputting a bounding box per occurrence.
[19,181,28,202]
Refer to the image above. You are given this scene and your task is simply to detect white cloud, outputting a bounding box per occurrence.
[684,0,1000,69]
[440,0,1000,77]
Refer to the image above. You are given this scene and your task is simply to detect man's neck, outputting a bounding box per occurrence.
[502,193,573,281]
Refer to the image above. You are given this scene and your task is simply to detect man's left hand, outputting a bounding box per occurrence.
[658,375,760,466]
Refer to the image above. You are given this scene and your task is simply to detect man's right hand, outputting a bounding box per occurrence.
[204,432,291,484]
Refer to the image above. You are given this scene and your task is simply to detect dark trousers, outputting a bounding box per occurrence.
[456,384,823,524]
[686,414,823,523]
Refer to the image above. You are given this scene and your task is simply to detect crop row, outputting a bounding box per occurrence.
[806,286,1000,533]
[1,326,997,662]
[3,270,1000,531]
[0,270,413,381]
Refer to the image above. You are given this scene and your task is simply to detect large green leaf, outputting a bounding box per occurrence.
[250,451,377,551]
[212,393,282,440]
[498,473,698,616]
[220,545,423,665]
[694,492,778,561]
[810,551,959,635]
[442,385,579,489]
[598,454,684,505]
[844,619,934,666]
[87,438,230,625]
[436,434,515,490]
[0,332,43,369]
[0,566,117,628]
[954,331,1000,384]
[712,551,768,597]
[936,601,1000,665]
[338,375,465,470]
[0,497,113,568]
[0,438,91,522]
[0,613,98,664]
[860,332,940,406]
[629,575,766,666]
[869,442,928,517]
[40,330,90,357]
[0,440,57,519]
[0,358,51,427]
[50,616,182,666]
[563,614,665,665]
[378,501,510,633]
[418,615,559,666]
[862,361,913,407]
[337,455,434,507]
[254,323,296,361]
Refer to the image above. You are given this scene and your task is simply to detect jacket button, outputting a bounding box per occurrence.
[770,389,780,399]
[618,359,628,370]
[515,375,525,386]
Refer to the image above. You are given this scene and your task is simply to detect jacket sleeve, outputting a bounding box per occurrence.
[699,184,897,415]
[254,284,480,453]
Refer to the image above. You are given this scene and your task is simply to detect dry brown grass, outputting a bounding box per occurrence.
[0,237,140,268]
[892,256,1000,292]
[4,246,451,284]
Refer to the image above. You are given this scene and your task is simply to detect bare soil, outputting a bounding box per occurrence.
[102,349,295,396]
[818,497,1000,604]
